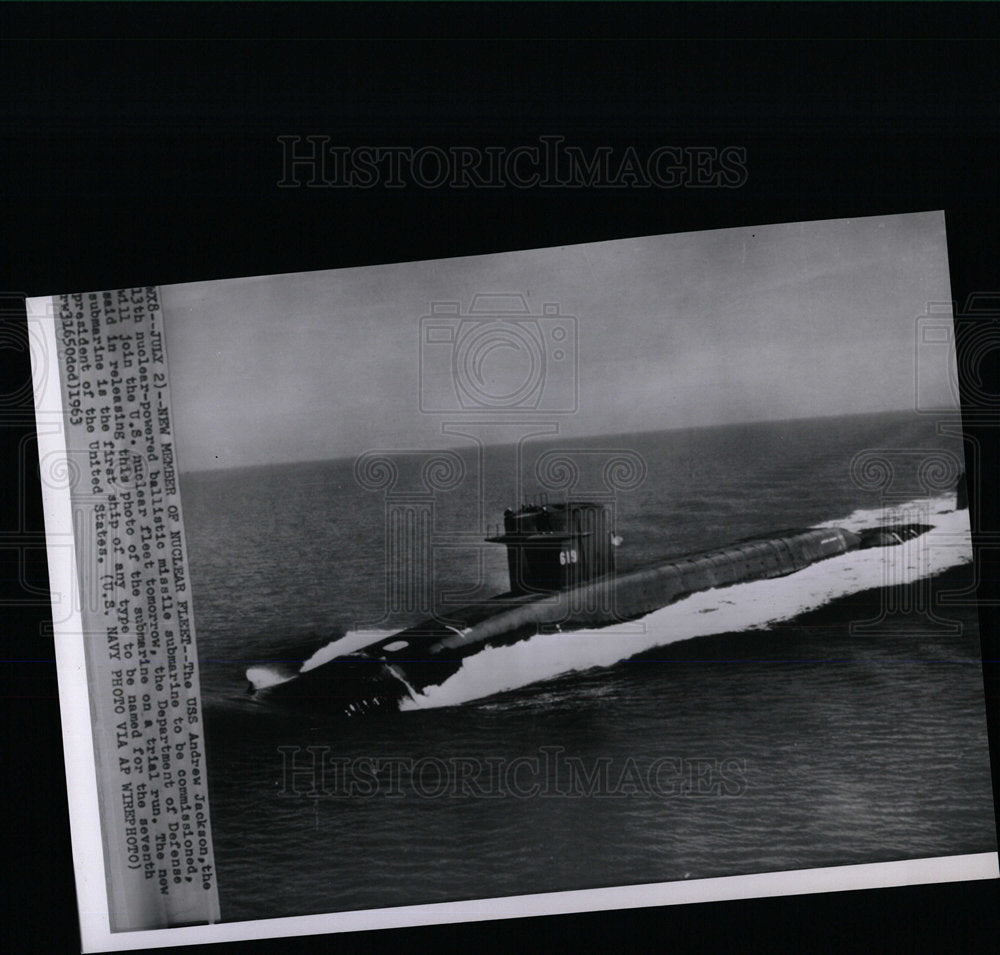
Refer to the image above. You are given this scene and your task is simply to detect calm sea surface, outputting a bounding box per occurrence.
[179,411,996,922]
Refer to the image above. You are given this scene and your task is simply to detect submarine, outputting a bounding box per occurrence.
[249,478,959,716]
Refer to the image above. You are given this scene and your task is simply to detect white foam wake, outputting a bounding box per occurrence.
[245,666,296,690]
[245,628,400,691]
[400,496,971,713]
[299,629,398,673]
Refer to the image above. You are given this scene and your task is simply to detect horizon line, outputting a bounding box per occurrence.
[176,406,939,477]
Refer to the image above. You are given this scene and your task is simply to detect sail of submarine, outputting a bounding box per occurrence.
[254,478,960,715]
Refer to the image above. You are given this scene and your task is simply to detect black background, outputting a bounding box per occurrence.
[2,3,998,952]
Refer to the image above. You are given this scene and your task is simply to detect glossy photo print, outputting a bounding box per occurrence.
[29,211,997,950]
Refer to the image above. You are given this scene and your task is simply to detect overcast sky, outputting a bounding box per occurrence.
[162,211,955,472]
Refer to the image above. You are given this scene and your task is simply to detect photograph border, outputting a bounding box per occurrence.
[28,245,999,948]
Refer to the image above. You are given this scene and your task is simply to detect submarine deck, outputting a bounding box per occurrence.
[351,525,863,665]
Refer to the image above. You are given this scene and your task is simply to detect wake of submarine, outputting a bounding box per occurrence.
[250,477,963,716]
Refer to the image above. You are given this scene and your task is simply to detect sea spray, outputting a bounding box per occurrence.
[246,629,398,691]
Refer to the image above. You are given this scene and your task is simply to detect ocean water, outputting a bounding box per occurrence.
[180,411,996,922]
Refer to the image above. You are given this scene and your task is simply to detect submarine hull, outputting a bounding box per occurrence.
[255,524,917,716]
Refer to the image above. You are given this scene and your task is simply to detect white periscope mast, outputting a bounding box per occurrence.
[252,474,967,716]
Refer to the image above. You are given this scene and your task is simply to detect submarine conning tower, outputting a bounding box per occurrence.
[485,499,617,595]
